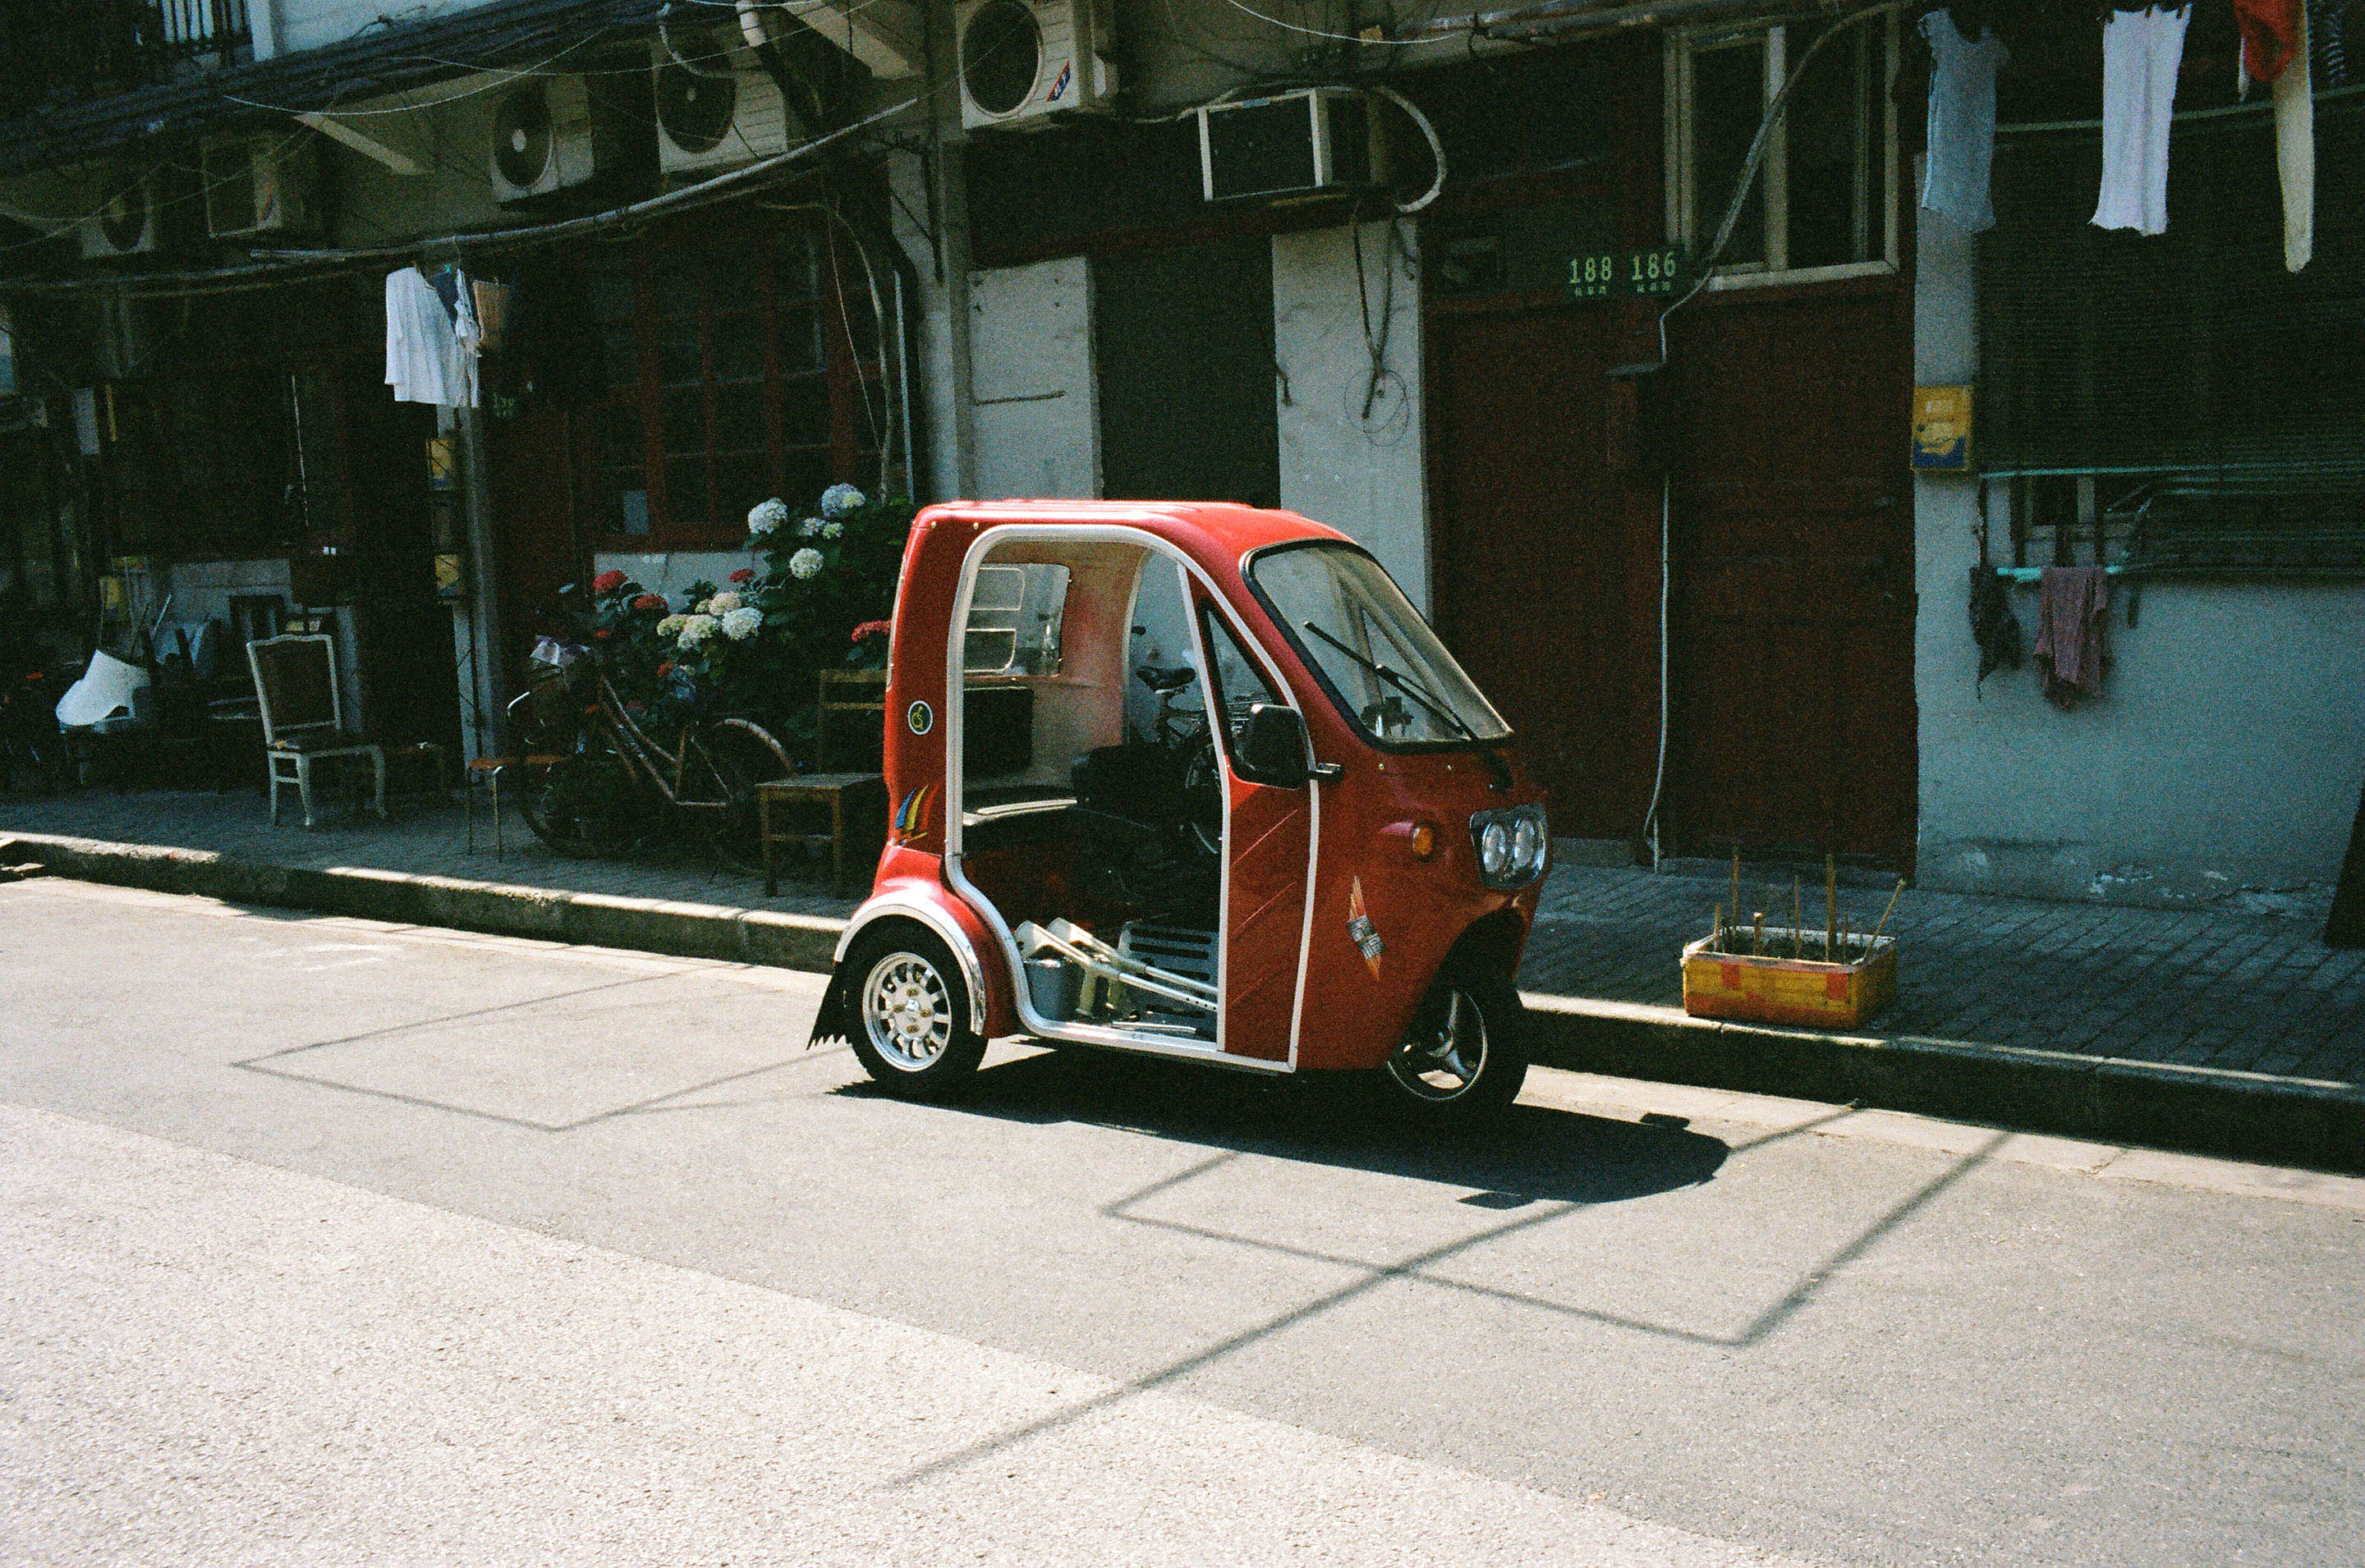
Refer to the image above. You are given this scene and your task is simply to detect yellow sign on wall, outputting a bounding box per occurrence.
[1913,385,1972,470]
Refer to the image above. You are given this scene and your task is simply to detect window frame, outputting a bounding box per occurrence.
[582,216,883,551]
[1665,14,1901,290]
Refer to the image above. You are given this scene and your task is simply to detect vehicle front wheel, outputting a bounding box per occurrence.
[845,927,988,1097]
[1378,965,1529,1123]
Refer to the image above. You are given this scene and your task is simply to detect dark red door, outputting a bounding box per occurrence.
[1426,300,1646,840]
[487,403,587,679]
[1666,282,1917,868]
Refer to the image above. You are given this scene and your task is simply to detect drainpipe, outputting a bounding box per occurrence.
[454,405,506,759]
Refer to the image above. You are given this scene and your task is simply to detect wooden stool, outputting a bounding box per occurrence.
[758,775,884,896]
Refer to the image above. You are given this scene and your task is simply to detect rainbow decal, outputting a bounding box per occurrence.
[893,784,935,846]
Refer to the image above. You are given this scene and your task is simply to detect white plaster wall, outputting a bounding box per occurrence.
[1913,200,2365,906]
[269,2,489,58]
[968,257,1100,499]
[888,146,964,504]
[591,551,761,604]
[1272,222,1429,613]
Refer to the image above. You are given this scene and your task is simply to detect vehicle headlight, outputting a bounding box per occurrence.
[1470,804,1549,889]
[1480,820,1512,879]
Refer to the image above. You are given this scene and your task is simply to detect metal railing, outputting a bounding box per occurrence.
[0,0,251,115]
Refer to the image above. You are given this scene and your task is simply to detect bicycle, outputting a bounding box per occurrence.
[505,651,792,872]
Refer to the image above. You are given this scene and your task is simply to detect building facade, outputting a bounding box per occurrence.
[2,0,2357,909]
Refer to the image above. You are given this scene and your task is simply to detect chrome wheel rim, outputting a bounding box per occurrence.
[861,952,953,1071]
[1386,987,1488,1101]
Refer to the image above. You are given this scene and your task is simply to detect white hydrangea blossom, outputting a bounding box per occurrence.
[706,590,742,614]
[747,497,789,537]
[719,606,764,642]
[820,483,866,518]
[797,516,825,538]
[676,613,718,648]
[820,520,843,539]
[788,548,824,580]
[656,614,687,636]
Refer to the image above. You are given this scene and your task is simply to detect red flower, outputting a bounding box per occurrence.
[655,662,674,677]
[728,567,755,585]
[591,569,627,595]
[851,619,892,643]
[631,593,665,612]
[594,628,612,640]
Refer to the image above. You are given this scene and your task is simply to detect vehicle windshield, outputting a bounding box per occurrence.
[1248,543,1512,748]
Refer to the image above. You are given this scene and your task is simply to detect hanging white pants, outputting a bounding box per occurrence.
[2275,3,2314,271]
[2093,5,2192,236]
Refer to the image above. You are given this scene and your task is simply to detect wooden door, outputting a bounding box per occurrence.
[1666,283,1916,867]
[1426,301,1645,839]
[489,402,586,678]
[340,360,460,753]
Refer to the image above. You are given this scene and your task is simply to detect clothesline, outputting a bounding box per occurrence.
[1998,79,2365,135]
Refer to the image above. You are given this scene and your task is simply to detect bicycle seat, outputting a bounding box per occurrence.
[1136,665,1196,693]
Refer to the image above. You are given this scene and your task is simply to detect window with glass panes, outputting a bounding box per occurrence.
[1669,16,1899,282]
[584,221,879,543]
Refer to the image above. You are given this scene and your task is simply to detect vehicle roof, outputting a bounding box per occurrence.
[917,500,1352,557]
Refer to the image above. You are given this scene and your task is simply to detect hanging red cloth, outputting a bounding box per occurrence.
[2234,0,2303,83]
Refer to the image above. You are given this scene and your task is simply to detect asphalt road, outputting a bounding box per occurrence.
[2,878,2360,1566]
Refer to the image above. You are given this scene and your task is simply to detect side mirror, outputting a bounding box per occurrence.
[1234,703,1311,789]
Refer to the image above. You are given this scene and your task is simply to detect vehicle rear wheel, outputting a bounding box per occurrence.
[845,925,988,1097]
[1378,964,1529,1122]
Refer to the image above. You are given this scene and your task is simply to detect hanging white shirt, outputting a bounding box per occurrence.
[1921,12,2009,233]
[384,264,480,408]
[2093,5,2191,236]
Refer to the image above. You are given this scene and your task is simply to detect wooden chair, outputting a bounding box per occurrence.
[246,634,385,828]
[759,669,887,896]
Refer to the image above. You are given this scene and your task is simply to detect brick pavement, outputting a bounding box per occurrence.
[4,786,2357,1091]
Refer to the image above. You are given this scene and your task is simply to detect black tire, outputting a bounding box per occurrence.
[843,924,988,1097]
[517,740,654,858]
[702,718,795,873]
[1377,963,1530,1123]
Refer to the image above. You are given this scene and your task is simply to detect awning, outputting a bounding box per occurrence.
[0,0,669,180]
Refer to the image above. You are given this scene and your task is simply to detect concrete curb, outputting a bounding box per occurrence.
[0,832,843,974]
[1522,994,2365,1176]
[8,828,2358,1174]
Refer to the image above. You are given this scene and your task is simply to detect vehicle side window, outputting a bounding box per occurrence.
[965,562,1068,675]
[1196,603,1280,763]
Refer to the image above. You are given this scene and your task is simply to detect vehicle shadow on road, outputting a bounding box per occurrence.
[838,1045,1729,1207]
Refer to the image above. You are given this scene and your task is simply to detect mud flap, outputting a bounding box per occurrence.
[806,964,858,1050]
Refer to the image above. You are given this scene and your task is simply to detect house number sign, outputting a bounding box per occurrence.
[1566,248,1689,302]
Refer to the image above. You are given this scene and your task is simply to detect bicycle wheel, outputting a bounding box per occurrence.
[703,717,796,874]
[517,736,655,858]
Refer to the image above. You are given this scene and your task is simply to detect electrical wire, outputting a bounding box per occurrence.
[1212,0,1463,46]
[1366,81,1446,212]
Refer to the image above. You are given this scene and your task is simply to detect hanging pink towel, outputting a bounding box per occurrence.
[2032,565,2112,708]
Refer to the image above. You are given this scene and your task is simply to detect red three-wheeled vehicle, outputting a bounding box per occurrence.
[808,501,1552,1121]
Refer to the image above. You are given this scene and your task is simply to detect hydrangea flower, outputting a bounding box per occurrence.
[788,548,824,580]
[706,590,742,614]
[631,593,666,612]
[676,613,718,648]
[819,483,866,519]
[656,614,687,636]
[747,497,789,537]
[797,516,825,539]
[592,569,627,595]
[719,606,764,642]
[820,520,843,539]
[728,567,755,585]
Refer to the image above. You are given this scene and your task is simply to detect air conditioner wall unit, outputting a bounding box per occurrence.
[955,0,1115,131]
[653,30,795,177]
[78,174,160,259]
[490,76,604,203]
[202,135,319,240]
[1197,89,1373,203]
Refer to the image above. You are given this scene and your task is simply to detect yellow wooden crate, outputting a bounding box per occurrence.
[1681,928,1898,1029]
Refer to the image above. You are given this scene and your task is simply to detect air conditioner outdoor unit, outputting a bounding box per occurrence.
[78,174,160,259]
[653,29,795,177]
[1197,88,1373,203]
[955,0,1115,131]
[202,134,319,240]
[490,76,608,203]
